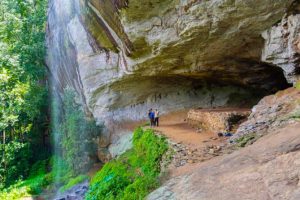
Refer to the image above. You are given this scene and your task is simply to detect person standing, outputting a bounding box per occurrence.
[154,109,160,127]
[148,109,155,127]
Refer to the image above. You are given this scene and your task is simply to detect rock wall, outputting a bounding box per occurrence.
[262,14,300,84]
[187,108,250,132]
[46,0,299,149]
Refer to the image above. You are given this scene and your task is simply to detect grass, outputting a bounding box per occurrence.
[235,133,257,147]
[85,128,168,200]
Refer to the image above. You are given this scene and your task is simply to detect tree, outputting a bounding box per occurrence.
[0,0,48,187]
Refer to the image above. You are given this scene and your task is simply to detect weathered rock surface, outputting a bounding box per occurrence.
[233,87,300,140]
[262,14,300,84]
[46,0,300,150]
[187,108,250,132]
[46,0,293,126]
[147,123,300,200]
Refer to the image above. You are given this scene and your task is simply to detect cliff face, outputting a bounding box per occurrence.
[46,0,299,147]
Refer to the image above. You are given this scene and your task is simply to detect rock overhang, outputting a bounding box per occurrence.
[47,0,297,131]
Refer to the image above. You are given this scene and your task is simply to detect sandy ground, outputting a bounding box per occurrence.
[153,110,222,149]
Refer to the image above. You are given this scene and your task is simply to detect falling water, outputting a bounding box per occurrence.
[49,79,63,188]
[46,0,95,198]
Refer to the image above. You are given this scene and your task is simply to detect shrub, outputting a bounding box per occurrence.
[85,128,168,200]
[0,159,51,199]
[0,141,31,187]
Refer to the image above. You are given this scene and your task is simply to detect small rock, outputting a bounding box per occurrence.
[209,148,215,154]
[180,160,187,166]
[188,159,194,164]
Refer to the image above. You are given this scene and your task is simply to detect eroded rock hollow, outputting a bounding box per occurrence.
[46,0,299,152]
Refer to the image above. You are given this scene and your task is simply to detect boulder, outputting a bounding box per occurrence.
[97,148,112,163]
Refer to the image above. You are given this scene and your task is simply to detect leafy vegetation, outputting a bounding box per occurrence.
[58,88,101,175]
[0,0,49,188]
[85,128,168,200]
[0,156,90,199]
[0,159,51,199]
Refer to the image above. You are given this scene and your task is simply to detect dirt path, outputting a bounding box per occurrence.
[147,110,229,178]
[120,109,235,178]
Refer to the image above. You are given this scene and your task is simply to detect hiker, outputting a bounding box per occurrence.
[154,109,160,127]
[148,109,155,127]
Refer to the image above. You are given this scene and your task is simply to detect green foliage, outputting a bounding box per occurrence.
[0,0,49,188]
[85,128,168,200]
[0,159,51,199]
[0,141,30,187]
[235,133,257,147]
[59,88,101,175]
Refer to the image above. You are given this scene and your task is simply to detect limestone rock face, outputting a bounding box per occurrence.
[147,123,300,200]
[46,0,296,139]
[262,14,300,84]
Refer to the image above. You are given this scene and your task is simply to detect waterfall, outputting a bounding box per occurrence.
[46,0,100,198]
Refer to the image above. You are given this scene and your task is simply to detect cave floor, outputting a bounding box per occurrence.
[153,110,222,149]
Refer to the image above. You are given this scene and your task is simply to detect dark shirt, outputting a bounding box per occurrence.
[148,112,155,119]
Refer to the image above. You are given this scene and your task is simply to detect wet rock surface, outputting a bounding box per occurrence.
[54,181,89,200]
